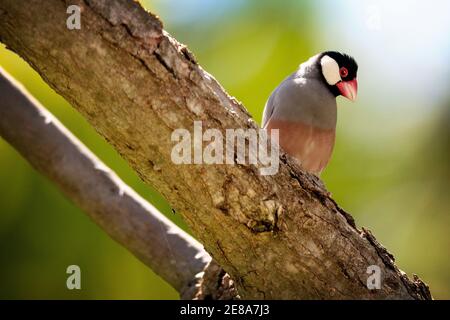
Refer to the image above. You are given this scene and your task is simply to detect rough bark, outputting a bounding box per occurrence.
[187,260,239,300]
[0,68,211,294]
[0,0,431,299]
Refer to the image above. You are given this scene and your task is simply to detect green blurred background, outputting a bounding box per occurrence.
[0,0,449,299]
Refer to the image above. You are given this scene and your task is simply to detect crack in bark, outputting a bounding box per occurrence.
[154,49,177,78]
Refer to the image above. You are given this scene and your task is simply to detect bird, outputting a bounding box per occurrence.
[262,51,358,175]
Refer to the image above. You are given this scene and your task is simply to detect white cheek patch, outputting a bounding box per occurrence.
[320,55,341,85]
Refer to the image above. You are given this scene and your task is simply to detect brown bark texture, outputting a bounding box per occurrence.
[0,0,432,299]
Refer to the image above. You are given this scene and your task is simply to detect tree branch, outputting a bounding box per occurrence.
[0,0,431,299]
[0,67,211,295]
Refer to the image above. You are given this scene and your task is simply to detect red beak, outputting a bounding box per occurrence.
[336,79,358,102]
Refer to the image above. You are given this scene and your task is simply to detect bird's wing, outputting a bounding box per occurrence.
[262,91,276,128]
[262,77,304,128]
[264,76,337,129]
[262,73,297,128]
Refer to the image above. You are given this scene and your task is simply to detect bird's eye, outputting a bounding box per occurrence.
[339,67,348,78]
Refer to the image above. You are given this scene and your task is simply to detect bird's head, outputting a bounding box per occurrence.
[319,51,358,102]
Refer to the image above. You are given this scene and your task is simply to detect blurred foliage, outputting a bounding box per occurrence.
[0,0,449,299]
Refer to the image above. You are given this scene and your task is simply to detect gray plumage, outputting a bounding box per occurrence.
[262,53,339,174]
[262,54,337,130]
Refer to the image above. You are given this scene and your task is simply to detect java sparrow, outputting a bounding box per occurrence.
[262,51,358,175]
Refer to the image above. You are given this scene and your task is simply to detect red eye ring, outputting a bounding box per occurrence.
[340,67,348,78]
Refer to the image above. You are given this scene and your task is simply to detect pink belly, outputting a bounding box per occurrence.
[266,119,336,174]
